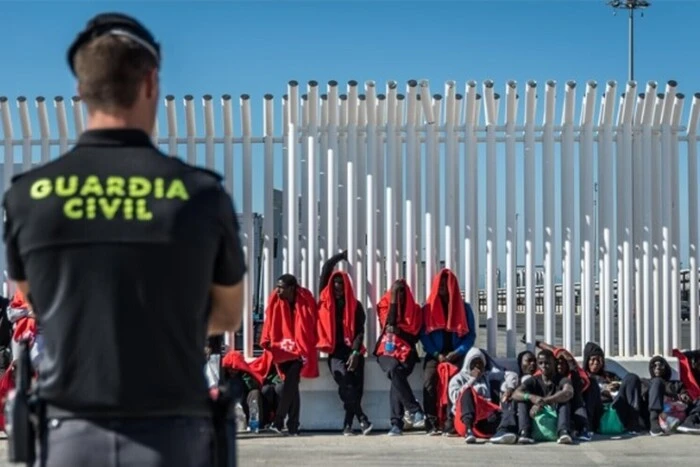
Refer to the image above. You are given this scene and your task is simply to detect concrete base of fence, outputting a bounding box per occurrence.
[296,356,680,431]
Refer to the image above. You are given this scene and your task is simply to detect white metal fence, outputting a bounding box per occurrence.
[1,79,699,360]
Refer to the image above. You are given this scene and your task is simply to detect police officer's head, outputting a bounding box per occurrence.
[67,13,161,134]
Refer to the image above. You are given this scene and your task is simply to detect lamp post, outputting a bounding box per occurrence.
[606,0,651,82]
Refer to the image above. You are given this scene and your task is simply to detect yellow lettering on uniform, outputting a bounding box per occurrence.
[85,198,97,219]
[129,177,151,197]
[106,177,126,197]
[80,176,104,197]
[63,198,83,219]
[99,198,122,219]
[165,179,189,200]
[30,179,52,199]
[136,199,153,221]
[55,176,78,196]
[123,198,134,220]
[153,178,165,199]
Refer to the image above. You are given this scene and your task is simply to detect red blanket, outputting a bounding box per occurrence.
[260,287,319,379]
[673,348,700,401]
[375,280,422,363]
[423,269,469,337]
[222,350,265,387]
[436,362,460,428]
[454,386,501,438]
[317,271,365,355]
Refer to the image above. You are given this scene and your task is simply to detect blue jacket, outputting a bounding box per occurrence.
[419,302,476,357]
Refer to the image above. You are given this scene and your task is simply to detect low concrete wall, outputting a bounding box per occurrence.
[296,356,680,431]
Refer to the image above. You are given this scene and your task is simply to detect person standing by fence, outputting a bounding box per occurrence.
[2,12,246,466]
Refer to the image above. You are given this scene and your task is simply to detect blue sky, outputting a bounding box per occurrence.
[1,0,698,281]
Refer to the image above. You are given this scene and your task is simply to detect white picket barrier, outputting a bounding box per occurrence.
[1,79,699,361]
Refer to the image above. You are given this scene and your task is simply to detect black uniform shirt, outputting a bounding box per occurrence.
[2,129,246,416]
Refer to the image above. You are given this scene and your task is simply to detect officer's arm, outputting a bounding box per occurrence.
[3,198,30,301]
[208,189,247,335]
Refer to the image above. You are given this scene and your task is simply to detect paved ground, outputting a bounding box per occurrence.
[236,430,700,467]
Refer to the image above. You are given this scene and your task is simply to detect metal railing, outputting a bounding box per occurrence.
[1,78,699,359]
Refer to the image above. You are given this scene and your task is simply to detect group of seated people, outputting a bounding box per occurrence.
[210,249,700,444]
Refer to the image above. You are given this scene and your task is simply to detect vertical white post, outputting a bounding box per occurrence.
[579,81,597,353]
[687,93,700,350]
[365,81,378,321]
[55,96,69,154]
[306,81,319,295]
[542,81,557,347]
[505,81,519,357]
[36,97,51,164]
[184,95,197,165]
[599,82,617,354]
[561,81,576,352]
[405,81,419,293]
[660,81,676,355]
[327,81,339,259]
[263,94,275,308]
[385,82,398,288]
[394,92,405,281]
[376,93,387,303]
[633,91,645,356]
[287,119,299,281]
[651,91,664,355]
[17,97,33,172]
[670,91,684,352]
[240,95,254,358]
[483,80,498,356]
[346,81,361,300]
[444,81,458,272]
[524,81,538,348]
[640,82,656,356]
[356,90,367,311]
[420,80,437,301]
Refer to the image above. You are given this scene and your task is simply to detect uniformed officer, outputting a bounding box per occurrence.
[2,12,246,467]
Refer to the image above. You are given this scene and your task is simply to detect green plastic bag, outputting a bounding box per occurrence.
[532,405,559,442]
[598,403,625,435]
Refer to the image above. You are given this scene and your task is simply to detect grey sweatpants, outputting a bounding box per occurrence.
[35,417,214,467]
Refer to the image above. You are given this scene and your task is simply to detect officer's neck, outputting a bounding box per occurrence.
[87,111,152,135]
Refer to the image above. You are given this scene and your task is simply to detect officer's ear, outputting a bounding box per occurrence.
[143,68,159,101]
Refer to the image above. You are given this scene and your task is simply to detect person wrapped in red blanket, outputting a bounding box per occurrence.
[419,269,476,435]
[221,350,280,431]
[673,348,700,434]
[316,250,373,436]
[448,347,519,444]
[374,279,425,436]
[259,274,318,435]
[0,289,40,432]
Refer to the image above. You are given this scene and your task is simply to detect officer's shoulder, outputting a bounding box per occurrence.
[164,157,224,185]
[7,155,70,189]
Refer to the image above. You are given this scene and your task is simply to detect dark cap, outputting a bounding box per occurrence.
[67,12,161,76]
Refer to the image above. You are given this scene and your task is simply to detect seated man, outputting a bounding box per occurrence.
[448,348,519,444]
[673,348,700,434]
[374,279,425,436]
[643,355,690,436]
[420,269,476,435]
[260,274,319,435]
[512,349,575,444]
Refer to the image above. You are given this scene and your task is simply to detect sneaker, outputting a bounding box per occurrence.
[388,425,402,436]
[360,420,373,436]
[577,431,594,442]
[557,431,573,444]
[343,425,355,436]
[517,431,535,444]
[649,428,665,437]
[442,430,459,437]
[403,410,414,429]
[411,411,426,429]
[677,425,700,434]
[490,431,517,445]
[464,428,477,444]
[426,426,441,436]
[269,426,286,436]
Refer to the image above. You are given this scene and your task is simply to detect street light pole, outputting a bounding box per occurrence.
[606,0,651,82]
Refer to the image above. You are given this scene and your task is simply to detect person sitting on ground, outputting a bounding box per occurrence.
[511,349,575,444]
[448,347,519,444]
[374,279,425,436]
[642,355,690,436]
[317,250,373,436]
[673,348,700,434]
[420,269,476,435]
[582,341,646,433]
[260,274,319,436]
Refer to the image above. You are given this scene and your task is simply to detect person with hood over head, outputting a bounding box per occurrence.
[374,279,425,436]
[420,268,476,435]
[642,355,690,436]
[672,348,700,434]
[512,349,575,444]
[583,341,645,433]
[448,347,519,444]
